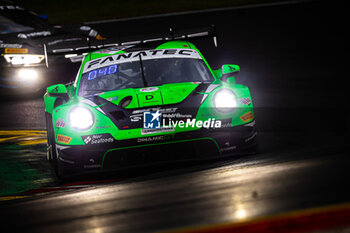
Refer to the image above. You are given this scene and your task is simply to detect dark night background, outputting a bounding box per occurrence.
[0,0,348,232]
[16,0,294,24]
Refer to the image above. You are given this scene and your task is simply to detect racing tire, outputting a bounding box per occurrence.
[45,113,66,180]
[248,133,263,154]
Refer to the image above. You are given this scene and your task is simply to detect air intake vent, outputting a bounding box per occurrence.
[110,111,127,121]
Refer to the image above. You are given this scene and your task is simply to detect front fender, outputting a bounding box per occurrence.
[197,84,254,127]
[51,101,117,146]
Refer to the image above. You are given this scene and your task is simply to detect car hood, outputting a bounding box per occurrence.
[79,82,217,130]
[97,82,201,108]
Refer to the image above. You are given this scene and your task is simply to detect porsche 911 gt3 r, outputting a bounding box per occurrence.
[44,40,257,177]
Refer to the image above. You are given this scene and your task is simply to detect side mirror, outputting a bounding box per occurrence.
[221,64,240,83]
[47,84,69,101]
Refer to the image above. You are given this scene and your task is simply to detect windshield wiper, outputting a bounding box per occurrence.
[138,54,148,87]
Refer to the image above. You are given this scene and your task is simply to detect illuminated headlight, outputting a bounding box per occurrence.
[4,54,44,65]
[69,107,94,130]
[213,89,237,112]
[17,69,39,82]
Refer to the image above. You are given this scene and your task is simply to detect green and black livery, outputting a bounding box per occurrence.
[44,39,257,177]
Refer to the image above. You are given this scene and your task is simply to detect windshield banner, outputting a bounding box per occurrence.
[83,49,202,73]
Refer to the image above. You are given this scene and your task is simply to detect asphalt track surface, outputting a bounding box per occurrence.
[0,1,348,232]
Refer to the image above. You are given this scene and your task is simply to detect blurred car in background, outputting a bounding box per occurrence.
[0,0,107,95]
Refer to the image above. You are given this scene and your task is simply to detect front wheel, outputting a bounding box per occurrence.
[248,132,263,154]
[45,113,66,179]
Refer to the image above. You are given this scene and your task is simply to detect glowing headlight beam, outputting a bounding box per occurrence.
[69,107,94,130]
[213,89,237,112]
[17,69,39,82]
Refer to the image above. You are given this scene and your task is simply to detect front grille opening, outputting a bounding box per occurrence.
[103,139,219,168]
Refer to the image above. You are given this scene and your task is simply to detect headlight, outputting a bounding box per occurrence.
[17,69,39,82]
[4,54,44,65]
[213,89,237,112]
[69,107,94,130]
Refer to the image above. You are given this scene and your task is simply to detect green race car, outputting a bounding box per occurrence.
[44,40,257,177]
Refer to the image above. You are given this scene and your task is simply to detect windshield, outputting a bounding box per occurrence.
[0,9,49,34]
[78,58,214,97]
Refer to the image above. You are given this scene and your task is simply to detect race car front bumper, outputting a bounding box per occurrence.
[55,121,257,174]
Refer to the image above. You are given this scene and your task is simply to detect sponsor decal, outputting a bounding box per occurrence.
[4,48,28,54]
[0,43,22,48]
[83,136,91,144]
[96,126,111,129]
[57,134,72,144]
[141,127,175,135]
[240,97,252,105]
[143,111,161,129]
[17,31,51,39]
[55,118,66,128]
[83,49,202,73]
[137,134,174,143]
[240,111,254,123]
[138,92,162,106]
[106,96,118,102]
[81,134,115,145]
[140,87,158,93]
